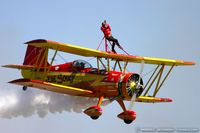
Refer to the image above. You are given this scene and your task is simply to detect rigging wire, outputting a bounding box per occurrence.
[86,57,95,62]
[124,65,157,97]
[142,67,157,78]
[96,37,105,50]
[57,53,68,63]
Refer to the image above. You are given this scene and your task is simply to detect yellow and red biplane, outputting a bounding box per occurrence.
[3,39,195,124]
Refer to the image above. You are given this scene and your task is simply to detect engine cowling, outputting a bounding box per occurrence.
[119,73,144,100]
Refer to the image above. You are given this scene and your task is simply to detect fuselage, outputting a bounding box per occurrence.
[21,60,141,100]
[21,60,121,98]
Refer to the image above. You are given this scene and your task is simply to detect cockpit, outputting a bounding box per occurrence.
[72,59,107,74]
[72,60,93,71]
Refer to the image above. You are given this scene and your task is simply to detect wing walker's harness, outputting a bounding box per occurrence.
[96,37,130,55]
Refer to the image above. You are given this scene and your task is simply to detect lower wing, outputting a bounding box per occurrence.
[9,78,172,103]
[9,78,94,97]
[136,96,172,103]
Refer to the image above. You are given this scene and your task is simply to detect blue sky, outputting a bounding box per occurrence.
[0,0,199,133]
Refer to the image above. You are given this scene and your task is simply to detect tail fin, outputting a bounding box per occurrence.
[23,45,49,67]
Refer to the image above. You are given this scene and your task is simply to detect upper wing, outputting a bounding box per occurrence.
[9,78,94,97]
[136,96,172,103]
[25,39,195,66]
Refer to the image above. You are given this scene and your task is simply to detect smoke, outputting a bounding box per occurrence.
[0,85,111,119]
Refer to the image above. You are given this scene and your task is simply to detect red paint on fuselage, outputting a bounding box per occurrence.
[50,62,73,72]
[35,60,136,99]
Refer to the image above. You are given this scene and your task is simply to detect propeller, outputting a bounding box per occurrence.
[128,60,145,110]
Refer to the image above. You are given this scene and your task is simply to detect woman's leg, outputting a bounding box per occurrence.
[111,42,116,53]
[107,36,120,47]
[106,36,120,53]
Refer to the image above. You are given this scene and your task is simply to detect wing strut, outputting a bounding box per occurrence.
[143,64,175,97]
[153,65,174,97]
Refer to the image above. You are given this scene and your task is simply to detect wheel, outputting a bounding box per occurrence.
[22,86,27,91]
[124,119,133,124]
[90,116,99,120]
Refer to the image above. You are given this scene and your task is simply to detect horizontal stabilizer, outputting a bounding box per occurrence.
[136,96,172,103]
[2,64,50,70]
[9,78,94,96]
[2,64,35,70]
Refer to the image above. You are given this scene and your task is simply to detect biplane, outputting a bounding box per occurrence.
[2,39,195,124]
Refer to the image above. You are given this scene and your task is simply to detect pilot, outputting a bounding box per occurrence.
[80,62,85,69]
[101,20,122,53]
[73,61,84,72]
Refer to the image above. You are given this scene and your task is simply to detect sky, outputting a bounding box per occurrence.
[0,0,199,133]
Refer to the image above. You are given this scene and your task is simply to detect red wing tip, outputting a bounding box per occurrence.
[24,39,48,44]
[167,98,173,102]
[160,98,173,102]
[9,78,31,84]
[24,39,60,45]
[177,60,195,65]
[184,61,195,65]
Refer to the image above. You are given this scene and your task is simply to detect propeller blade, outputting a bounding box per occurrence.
[102,99,112,106]
[128,93,136,110]
[137,60,144,88]
[129,60,145,110]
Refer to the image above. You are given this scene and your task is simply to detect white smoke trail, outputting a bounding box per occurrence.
[0,84,111,119]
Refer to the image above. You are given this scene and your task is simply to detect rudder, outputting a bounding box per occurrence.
[23,45,49,67]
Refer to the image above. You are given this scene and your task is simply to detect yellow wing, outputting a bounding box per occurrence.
[25,39,195,66]
[136,96,172,103]
[9,78,94,97]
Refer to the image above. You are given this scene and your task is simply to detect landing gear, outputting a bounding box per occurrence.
[90,116,99,120]
[22,86,27,91]
[84,96,137,124]
[124,119,133,124]
[84,106,102,120]
[117,110,136,124]
[84,96,104,120]
[116,98,136,124]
